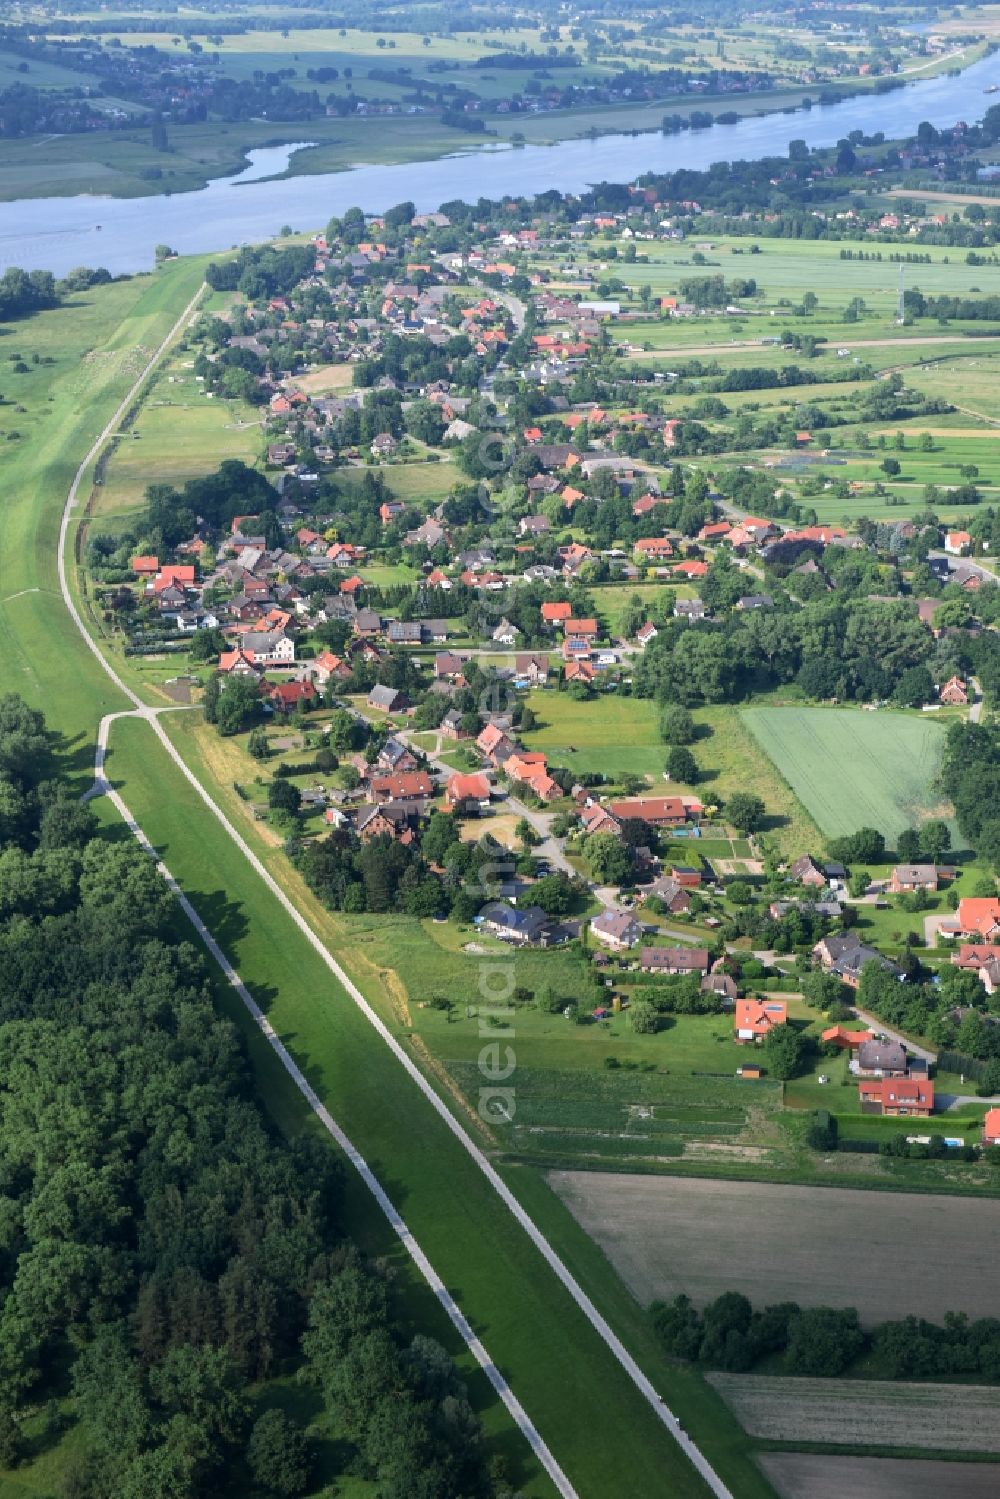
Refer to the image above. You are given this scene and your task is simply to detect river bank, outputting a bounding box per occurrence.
[0,37,988,210]
[1,48,998,277]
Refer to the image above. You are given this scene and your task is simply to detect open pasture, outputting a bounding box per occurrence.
[740,706,950,843]
[759,1454,1000,1499]
[710,1374,1000,1455]
[549,1173,1000,1323]
[94,365,259,518]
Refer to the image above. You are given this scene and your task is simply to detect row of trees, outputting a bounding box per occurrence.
[653,1291,1000,1382]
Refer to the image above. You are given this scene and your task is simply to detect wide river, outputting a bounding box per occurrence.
[1,51,998,276]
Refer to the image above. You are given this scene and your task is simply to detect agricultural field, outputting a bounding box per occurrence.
[444,1057,783,1169]
[550,1173,1000,1322]
[741,706,952,843]
[758,1453,1000,1499]
[709,1373,1000,1455]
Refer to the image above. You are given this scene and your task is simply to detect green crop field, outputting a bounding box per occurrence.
[741,705,952,843]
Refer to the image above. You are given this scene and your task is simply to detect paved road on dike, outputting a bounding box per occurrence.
[58,286,734,1498]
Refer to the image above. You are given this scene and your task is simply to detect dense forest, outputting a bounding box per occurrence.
[0,696,511,1498]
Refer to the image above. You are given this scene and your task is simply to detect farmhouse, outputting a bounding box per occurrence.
[590,910,642,950]
[939,675,969,706]
[858,1076,935,1117]
[983,1108,1000,1147]
[639,946,710,975]
[733,997,787,1044]
[607,796,700,827]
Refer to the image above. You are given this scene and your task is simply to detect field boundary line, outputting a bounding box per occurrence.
[58,273,732,1499]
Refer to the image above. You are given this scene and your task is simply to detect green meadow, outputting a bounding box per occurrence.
[741,705,952,843]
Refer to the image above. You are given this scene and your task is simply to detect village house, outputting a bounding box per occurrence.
[939,675,969,706]
[954,943,1000,970]
[889,864,940,894]
[476,723,515,766]
[445,772,492,814]
[791,854,846,889]
[607,796,700,828]
[858,1076,934,1118]
[821,1025,873,1052]
[478,902,550,946]
[367,684,406,714]
[639,946,710,975]
[983,1108,1000,1147]
[733,997,787,1044]
[636,621,658,647]
[954,898,1000,940]
[370,771,434,804]
[355,801,421,845]
[439,707,469,741]
[590,910,642,950]
[514,653,551,685]
[856,1038,908,1078]
[639,876,691,914]
[238,631,295,668]
[377,738,417,774]
[701,973,738,1005]
[812,932,904,988]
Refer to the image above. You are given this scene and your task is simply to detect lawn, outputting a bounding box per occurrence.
[94,362,260,519]
[741,706,953,844]
[521,690,664,779]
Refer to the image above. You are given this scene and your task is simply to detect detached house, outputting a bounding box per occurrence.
[734,997,787,1044]
[445,773,492,814]
[590,910,642,950]
[639,946,710,975]
[859,1077,934,1118]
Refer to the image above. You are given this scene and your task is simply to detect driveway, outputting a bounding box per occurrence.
[852,1007,936,1065]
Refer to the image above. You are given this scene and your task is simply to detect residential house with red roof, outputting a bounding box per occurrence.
[734,997,787,1043]
[445,773,492,814]
[858,1077,934,1117]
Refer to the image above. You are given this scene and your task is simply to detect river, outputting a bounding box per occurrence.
[1,51,997,277]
